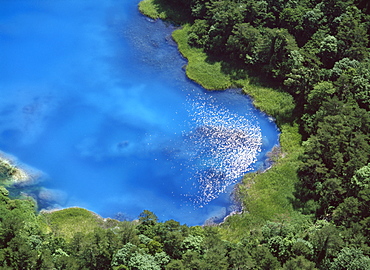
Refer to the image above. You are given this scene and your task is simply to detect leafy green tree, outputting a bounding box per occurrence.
[318,36,338,68]
[202,0,245,53]
[227,242,255,269]
[148,239,163,255]
[336,6,369,61]
[182,235,203,253]
[52,248,77,270]
[116,221,139,245]
[2,235,38,269]
[330,248,370,270]
[188,19,210,47]
[283,256,317,270]
[332,197,361,227]
[268,28,299,82]
[182,250,203,269]
[139,210,158,226]
[309,224,343,265]
[163,231,185,259]
[202,243,229,270]
[305,81,336,114]
[321,0,351,24]
[301,3,326,44]
[166,259,184,270]
[251,245,280,270]
[244,0,275,27]
[298,96,370,215]
[330,58,360,79]
[226,23,274,65]
[268,235,295,264]
[154,251,170,267]
[111,242,138,268]
[279,7,304,37]
[351,163,370,192]
[291,239,314,260]
[128,251,161,270]
[137,210,158,237]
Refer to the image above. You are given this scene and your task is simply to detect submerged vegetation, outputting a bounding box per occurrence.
[1,0,370,269]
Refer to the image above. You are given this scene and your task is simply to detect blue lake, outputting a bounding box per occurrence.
[0,0,279,225]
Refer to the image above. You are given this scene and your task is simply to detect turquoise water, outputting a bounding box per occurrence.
[0,0,279,225]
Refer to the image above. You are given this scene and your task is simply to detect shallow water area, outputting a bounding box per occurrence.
[0,0,279,225]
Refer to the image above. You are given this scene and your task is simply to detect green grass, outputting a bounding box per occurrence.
[43,207,109,239]
[242,126,302,219]
[242,84,295,126]
[220,124,303,240]
[172,25,234,90]
[139,0,165,20]
[138,0,192,24]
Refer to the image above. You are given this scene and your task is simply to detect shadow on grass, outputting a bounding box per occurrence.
[203,51,281,88]
[149,0,193,25]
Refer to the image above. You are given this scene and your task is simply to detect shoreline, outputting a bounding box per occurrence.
[0,151,42,186]
[138,1,302,230]
[0,2,291,228]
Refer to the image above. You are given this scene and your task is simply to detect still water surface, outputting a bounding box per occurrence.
[0,0,279,225]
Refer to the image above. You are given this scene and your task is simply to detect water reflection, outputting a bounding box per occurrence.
[183,92,262,206]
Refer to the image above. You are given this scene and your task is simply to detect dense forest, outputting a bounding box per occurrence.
[1,0,370,269]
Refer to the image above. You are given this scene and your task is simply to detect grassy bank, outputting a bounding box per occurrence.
[220,123,304,240]
[172,25,234,90]
[139,1,304,237]
[42,207,121,239]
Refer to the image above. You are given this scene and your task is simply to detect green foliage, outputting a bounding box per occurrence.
[336,6,369,61]
[292,240,314,261]
[0,160,15,182]
[318,35,338,67]
[305,81,336,112]
[252,245,281,269]
[351,163,370,191]
[111,243,138,268]
[182,235,203,253]
[283,255,317,270]
[298,97,370,216]
[227,23,274,65]
[330,247,370,270]
[165,259,184,270]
